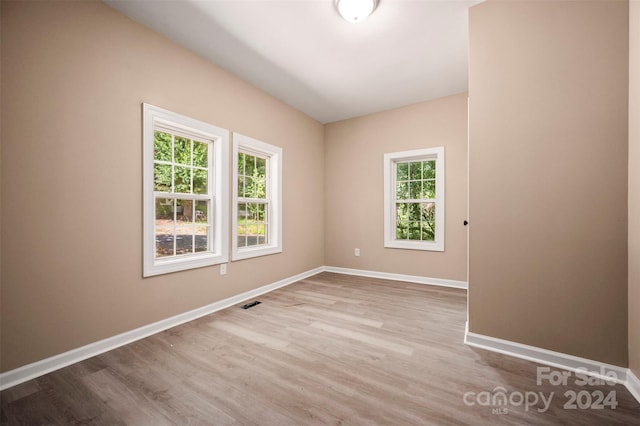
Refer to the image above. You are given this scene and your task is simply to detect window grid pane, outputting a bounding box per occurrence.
[237,201,269,248]
[394,159,437,241]
[155,197,212,258]
[237,150,270,249]
[155,197,174,257]
[153,129,212,259]
[238,152,267,200]
[154,132,210,197]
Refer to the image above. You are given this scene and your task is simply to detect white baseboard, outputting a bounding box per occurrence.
[6,266,635,407]
[627,369,640,404]
[0,266,323,391]
[464,322,640,404]
[323,266,468,290]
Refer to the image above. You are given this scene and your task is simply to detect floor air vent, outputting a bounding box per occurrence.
[240,301,261,310]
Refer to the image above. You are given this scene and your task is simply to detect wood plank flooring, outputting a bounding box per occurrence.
[2,272,639,425]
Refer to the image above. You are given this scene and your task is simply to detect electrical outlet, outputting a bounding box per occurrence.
[220,263,227,275]
[355,248,360,257]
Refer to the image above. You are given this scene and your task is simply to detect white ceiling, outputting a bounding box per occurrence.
[104,0,481,124]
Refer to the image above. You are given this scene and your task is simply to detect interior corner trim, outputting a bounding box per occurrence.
[0,266,464,391]
[324,266,468,290]
[0,266,324,391]
[464,322,640,405]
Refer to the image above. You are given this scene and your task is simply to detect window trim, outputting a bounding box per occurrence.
[143,103,229,277]
[383,147,445,252]
[232,133,282,261]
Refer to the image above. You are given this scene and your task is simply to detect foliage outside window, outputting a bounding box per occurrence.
[384,147,445,251]
[237,152,268,248]
[153,132,210,257]
[232,133,282,261]
[143,104,229,277]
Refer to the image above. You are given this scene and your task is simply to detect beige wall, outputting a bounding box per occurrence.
[3,0,634,377]
[324,93,468,282]
[0,1,325,372]
[468,0,629,366]
[630,0,640,377]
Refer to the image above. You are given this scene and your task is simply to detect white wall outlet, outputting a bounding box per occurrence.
[220,263,227,275]
[355,248,360,257]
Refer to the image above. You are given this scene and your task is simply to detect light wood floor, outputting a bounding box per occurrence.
[2,272,639,425]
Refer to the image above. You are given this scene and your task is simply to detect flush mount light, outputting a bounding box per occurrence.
[335,0,378,23]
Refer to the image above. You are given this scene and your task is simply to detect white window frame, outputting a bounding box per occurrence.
[143,103,229,277]
[232,133,282,261]
[384,147,445,252]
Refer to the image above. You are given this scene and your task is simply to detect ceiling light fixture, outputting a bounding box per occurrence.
[335,0,378,24]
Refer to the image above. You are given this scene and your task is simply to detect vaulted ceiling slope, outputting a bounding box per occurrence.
[104,0,481,124]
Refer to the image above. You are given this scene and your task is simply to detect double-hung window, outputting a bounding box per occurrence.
[143,104,229,276]
[384,147,445,251]
[232,133,282,260]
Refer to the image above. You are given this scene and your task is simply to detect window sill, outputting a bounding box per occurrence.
[144,252,227,277]
[231,245,282,261]
[384,240,444,252]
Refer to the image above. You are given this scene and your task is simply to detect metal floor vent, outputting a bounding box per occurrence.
[240,301,261,310]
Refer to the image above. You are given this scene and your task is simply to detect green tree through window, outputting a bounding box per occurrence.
[384,147,444,252]
[153,131,211,257]
[395,160,436,241]
[237,152,268,248]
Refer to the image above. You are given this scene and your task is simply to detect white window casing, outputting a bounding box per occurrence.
[232,133,282,261]
[384,147,445,252]
[143,103,229,277]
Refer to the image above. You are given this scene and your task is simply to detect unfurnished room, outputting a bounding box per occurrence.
[1,0,640,424]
